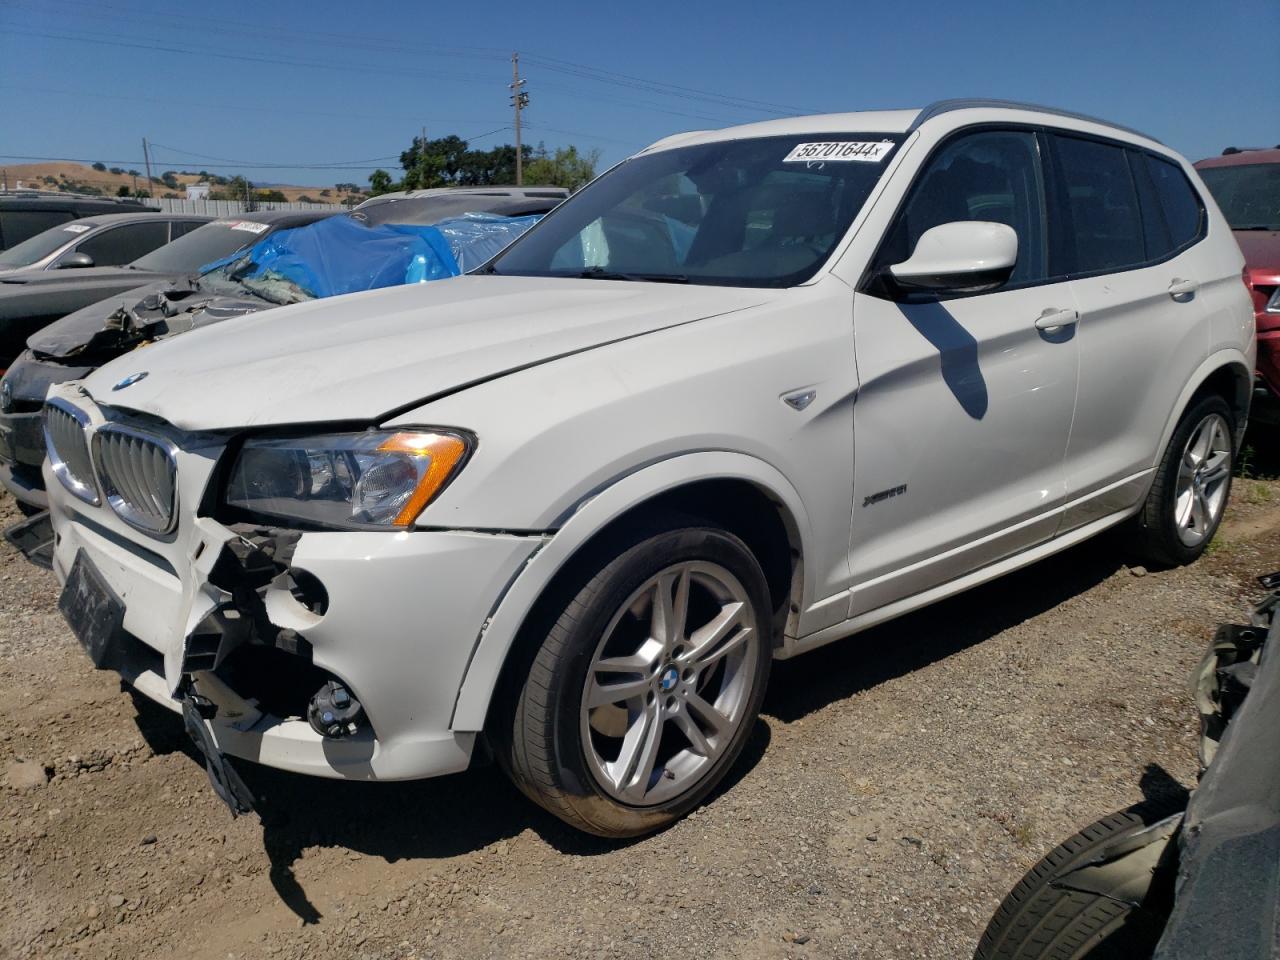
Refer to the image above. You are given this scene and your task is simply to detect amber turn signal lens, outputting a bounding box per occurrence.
[376,432,468,525]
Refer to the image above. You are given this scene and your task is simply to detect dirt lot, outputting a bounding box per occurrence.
[2,445,1278,960]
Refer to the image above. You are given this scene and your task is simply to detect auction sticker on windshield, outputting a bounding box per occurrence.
[63,224,92,233]
[783,141,893,163]
[229,221,270,234]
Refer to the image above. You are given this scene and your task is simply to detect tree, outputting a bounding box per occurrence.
[109,166,124,175]
[524,143,600,190]
[126,169,141,178]
[256,189,287,202]
[92,162,107,172]
[368,169,396,195]
[297,195,316,203]
[116,185,131,197]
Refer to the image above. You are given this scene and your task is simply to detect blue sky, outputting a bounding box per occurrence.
[1,0,1275,188]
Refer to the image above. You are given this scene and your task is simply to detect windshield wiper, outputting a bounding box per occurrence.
[576,268,689,284]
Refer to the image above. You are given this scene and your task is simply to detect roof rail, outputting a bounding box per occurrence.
[909,98,1161,144]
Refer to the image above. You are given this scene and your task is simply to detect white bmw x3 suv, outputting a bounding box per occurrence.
[39,100,1254,837]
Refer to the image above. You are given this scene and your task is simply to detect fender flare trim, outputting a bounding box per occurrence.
[448,451,814,731]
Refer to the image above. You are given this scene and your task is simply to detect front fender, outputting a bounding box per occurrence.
[448,450,813,731]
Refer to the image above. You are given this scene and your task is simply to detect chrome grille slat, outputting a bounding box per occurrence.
[44,400,98,505]
[94,424,178,536]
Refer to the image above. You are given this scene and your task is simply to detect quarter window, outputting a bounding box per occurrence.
[1143,154,1204,252]
[1052,135,1145,274]
[880,130,1048,287]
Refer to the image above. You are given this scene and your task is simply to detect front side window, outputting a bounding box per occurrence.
[878,129,1049,287]
[67,220,170,267]
[488,133,903,287]
[1053,135,1145,274]
[1197,162,1280,232]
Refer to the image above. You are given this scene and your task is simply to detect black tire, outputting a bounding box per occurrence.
[974,799,1184,960]
[494,521,773,838]
[1130,394,1235,567]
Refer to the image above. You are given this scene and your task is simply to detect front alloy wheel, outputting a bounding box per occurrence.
[581,560,759,807]
[495,523,772,838]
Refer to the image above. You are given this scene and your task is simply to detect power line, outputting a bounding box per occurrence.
[0,153,401,171]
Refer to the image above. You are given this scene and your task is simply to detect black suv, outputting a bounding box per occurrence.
[0,192,157,250]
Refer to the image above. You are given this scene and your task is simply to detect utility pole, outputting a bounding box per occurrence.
[131,172,138,196]
[509,52,528,185]
[141,137,154,195]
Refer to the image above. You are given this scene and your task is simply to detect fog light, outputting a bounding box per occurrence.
[307,680,364,739]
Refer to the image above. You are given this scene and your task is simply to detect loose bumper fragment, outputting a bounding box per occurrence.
[3,509,54,569]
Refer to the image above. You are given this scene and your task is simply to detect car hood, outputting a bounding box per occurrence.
[84,275,776,430]
[29,276,267,360]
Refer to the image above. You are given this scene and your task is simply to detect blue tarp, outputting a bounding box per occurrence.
[199,212,540,300]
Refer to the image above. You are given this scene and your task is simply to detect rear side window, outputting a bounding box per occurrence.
[0,209,75,249]
[71,220,170,267]
[1053,135,1145,274]
[1142,154,1204,252]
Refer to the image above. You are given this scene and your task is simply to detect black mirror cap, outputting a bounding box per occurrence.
[56,252,95,269]
[879,262,1015,300]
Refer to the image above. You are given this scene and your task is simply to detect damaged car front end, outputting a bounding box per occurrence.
[41,383,547,810]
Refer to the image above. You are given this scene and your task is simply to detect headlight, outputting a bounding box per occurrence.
[1267,287,1280,314]
[224,429,470,527]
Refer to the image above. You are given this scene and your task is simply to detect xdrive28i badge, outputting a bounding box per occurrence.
[112,372,148,391]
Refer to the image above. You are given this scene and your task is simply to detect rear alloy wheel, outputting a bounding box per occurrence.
[1171,413,1232,547]
[497,525,772,837]
[1131,395,1235,567]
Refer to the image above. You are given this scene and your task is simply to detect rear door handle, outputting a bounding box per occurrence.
[1035,308,1079,331]
[1168,278,1199,301]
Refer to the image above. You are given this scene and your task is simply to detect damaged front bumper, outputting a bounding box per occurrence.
[45,445,543,785]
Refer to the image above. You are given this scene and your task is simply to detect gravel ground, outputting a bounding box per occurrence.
[2,442,1278,960]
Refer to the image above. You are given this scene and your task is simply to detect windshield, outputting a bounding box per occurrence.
[0,220,90,268]
[130,219,270,273]
[488,133,903,287]
[1198,162,1280,230]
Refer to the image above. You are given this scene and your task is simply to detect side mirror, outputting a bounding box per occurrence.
[56,251,95,269]
[888,221,1017,295]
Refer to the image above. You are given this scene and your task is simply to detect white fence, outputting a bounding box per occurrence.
[147,198,351,215]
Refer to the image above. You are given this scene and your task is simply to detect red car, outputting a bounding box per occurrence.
[1195,148,1280,421]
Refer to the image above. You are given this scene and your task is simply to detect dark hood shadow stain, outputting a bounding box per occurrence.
[897,300,989,419]
[1139,763,1192,808]
[129,693,773,923]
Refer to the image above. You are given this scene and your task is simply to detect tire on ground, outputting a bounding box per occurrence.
[974,798,1184,960]
[1130,394,1235,567]
[493,519,773,838]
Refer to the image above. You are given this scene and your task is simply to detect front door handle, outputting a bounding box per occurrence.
[1168,278,1199,301]
[1035,307,1079,331]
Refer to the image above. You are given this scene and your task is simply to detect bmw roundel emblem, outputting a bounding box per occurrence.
[658,665,679,692]
[112,371,149,391]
